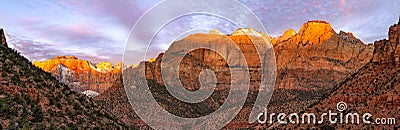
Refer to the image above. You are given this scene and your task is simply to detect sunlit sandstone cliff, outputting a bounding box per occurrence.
[274,20,373,90]
[33,56,122,94]
[133,20,374,91]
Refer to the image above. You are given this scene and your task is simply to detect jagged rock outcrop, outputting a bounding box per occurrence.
[95,62,113,72]
[274,20,373,90]
[33,56,122,94]
[113,62,124,73]
[372,20,400,63]
[1,29,7,47]
[293,20,334,45]
[277,29,296,42]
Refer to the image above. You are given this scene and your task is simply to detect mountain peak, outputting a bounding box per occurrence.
[294,20,334,45]
[231,28,275,44]
[298,20,333,33]
[208,29,225,35]
[277,29,296,42]
[1,28,7,47]
[54,55,78,60]
[232,28,264,37]
[34,56,122,74]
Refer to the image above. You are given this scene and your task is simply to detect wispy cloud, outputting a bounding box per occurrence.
[0,0,399,64]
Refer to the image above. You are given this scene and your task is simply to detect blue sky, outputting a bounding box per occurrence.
[0,0,399,64]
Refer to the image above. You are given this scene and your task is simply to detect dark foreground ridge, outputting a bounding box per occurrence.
[0,29,132,129]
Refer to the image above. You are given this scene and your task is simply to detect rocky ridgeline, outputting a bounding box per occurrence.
[139,33,273,91]
[277,29,296,42]
[135,20,373,91]
[372,20,400,63]
[34,20,373,94]
[33,56,122,94]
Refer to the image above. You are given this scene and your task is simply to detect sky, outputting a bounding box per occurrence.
[0,0,399,64]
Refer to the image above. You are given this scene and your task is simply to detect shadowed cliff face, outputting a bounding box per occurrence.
[33,56,122,94]
[372,20,400,63]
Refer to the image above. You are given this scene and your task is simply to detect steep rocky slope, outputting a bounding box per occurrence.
[274,19,400,130]
[94,77,142,127]
[33,56,122,94]
[0,29,7,47]
[0,29,130,129]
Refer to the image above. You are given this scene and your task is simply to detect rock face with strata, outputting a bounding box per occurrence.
[134,21,373,91]
[33,56,122,94]
[274,20,373,90]
[372,20,400,63]
[135,33,274,91]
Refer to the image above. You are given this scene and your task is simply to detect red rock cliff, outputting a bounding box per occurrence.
[131,21,373,91]
[372,20,400,63]
[33,56,122,94]
[274,20,373,90]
